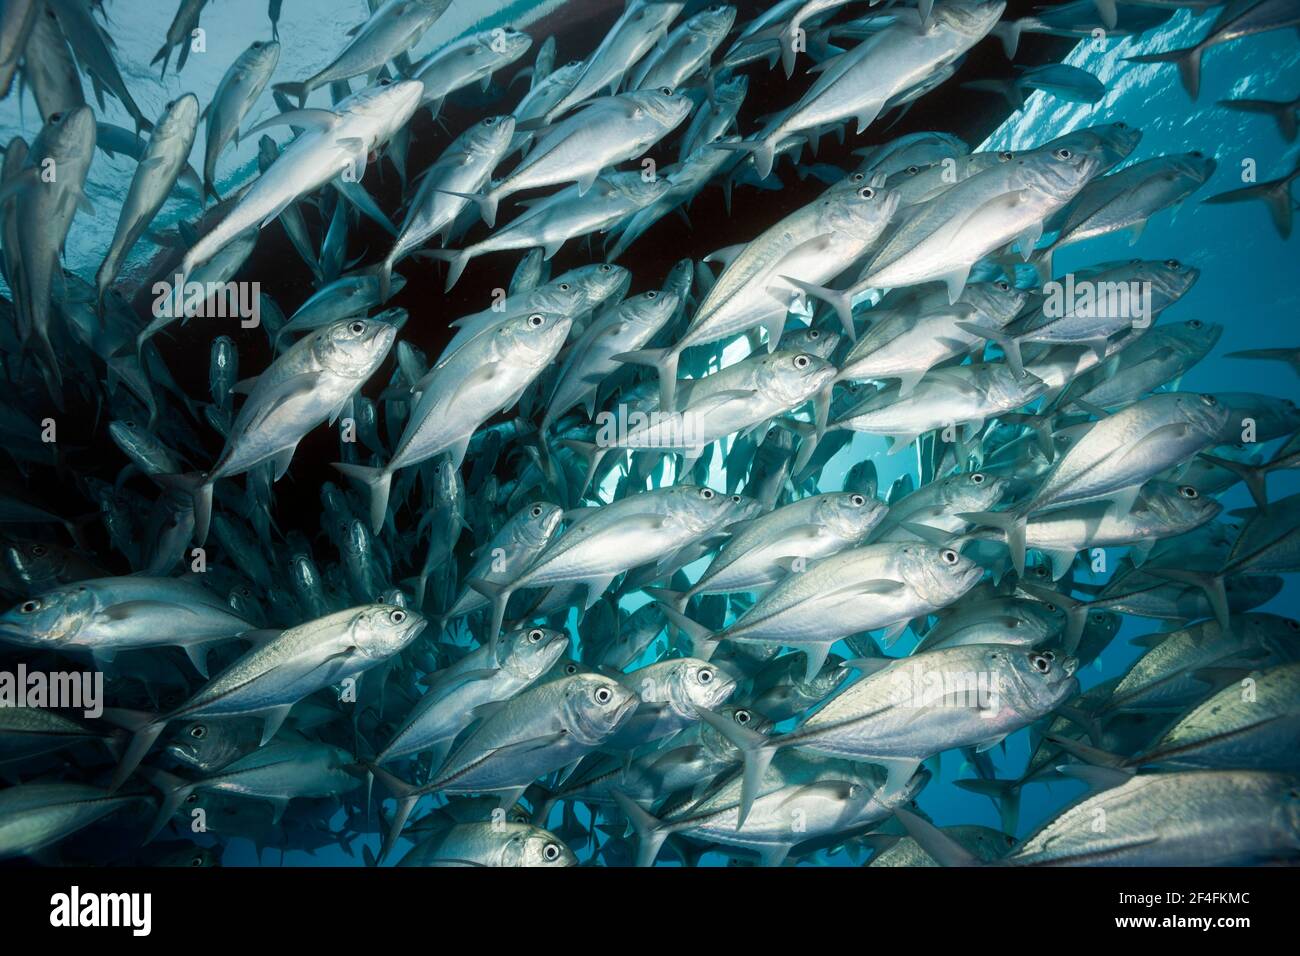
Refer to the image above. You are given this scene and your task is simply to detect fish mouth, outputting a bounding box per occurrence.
[611,693,640,728]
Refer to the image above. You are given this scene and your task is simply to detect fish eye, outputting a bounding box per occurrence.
[349,321,365,334]
[527,313,545,327]
[527,628,544,643]
[599,264,611,272]
[660,86,673,96]
[1165,258,1181,269]
[906,165,919,174]
[645,290,657,298]
[1190,150,1203,158]
[793,354,811,369]
[390,609,407,624]
[31,545,46,556]
[1041,650,1056,661]
[734,709,751,724]
[699,488,715,499]
[1188,320,1202,329]
[483,117,496,126]
[850,494,865,506]
[698,668,714,684]
[594,686,613,704]
[1054,148,1071,160]
[19,600,40,614]
[530,505,544,518]
[252,42,263,48]
[1030,654,1051,673]
[995,280,1010,291]
[543,843,562,861]
[730,494,741,503]
[566,60,580,67]
[48,112,63,123]
[1045,603,1057,612]
[940,549,959,565]
[190,725,207,740]
[565,663,578,675]
[1178,485,1198,499]
[851,173,864,182]
[190,855,205,866]
[857,186,875,199]
[559,282,572,290]
[970,472,985,484]
[186,793,200,804]
[807,329,819,338]
[999,151,1013,161]
[1200,394,1217,406]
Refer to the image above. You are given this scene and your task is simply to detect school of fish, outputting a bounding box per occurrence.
[0,0,1298,868]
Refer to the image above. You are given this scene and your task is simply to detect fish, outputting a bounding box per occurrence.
[168,316,398,545]
[272,0,452,105]
[1127,0,1300,99]
[333,309,572,533]
[898,770,1300,866]
[108,602,427,789]
[203,40,282,203]
[0,0,1295,874]
[179,79,424,280]
[96,94,201,309]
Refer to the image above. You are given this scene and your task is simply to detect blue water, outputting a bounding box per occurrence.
[202,7,1300,866]
[3,3,1297,865]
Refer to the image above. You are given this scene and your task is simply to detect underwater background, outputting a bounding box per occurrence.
[0,0,1297,866]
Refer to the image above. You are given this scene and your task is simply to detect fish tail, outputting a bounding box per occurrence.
[430,185,499,229]
[157,471,214,545]
[1015,580,1092,656]
[652,597,721,662]
[378,250,398,302]
[137,766,198,844]
[1219,98,1300,143]
[780,275,856,341]
[991,18,1028,60]
[1144,567,1231,636]
[368,764,421,865]
[892,807,982,867]
[271,80,311,108]
[694,706,779,830]
[612,346,679,412]
[957,509,1028,578]
[642,585,689,615]
[555,438,609,498]
[955,320,1025,379]
[610,789,671,867]
[416,248,472,291]
[331,462,393,535]
[1198,452,1269,510]
[712,137,776,181]
[100,708,169,793]
[467,577,515,658]
[1202,172,1298,240]
[1127,44,1204,100]
[954,777,1025,836]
